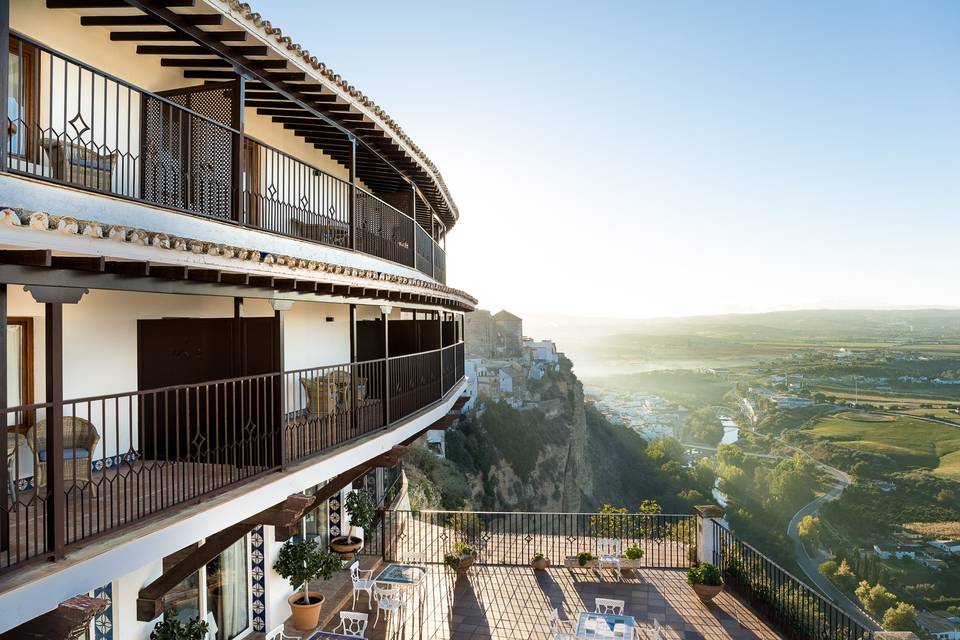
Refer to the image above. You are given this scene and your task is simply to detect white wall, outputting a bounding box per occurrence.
[113,561,164,640]
[5,288,351,466]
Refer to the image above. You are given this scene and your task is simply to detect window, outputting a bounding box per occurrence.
[7,318,33,428]
[7,38,38,161]
[162,538,251,639]
[297,483,329,548]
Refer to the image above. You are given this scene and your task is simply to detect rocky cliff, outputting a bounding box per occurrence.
[406,355,689,513]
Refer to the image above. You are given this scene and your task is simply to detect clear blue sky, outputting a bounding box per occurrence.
[266,1,960,319]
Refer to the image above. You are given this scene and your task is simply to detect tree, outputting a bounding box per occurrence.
[797,515,822,547]
[834,559,856,589]
[854,581,897,619]
[646,437,684,465]
[818,560,838,576]
[638,499,662,515]
[881,602,917,631]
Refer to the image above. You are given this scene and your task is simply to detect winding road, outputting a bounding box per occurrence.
[782,442,881,631]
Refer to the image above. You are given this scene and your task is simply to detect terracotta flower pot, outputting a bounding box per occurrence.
[531,558,550,571]
[329,535,362,559]
[692,583,723,603]
[288,591,325,630]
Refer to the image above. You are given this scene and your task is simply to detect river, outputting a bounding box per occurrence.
[711,416,739,508]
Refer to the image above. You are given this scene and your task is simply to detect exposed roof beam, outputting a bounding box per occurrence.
[137,44,267,56]
[82,14,223,26]
[48,0,194,6]
[110,30,247,41]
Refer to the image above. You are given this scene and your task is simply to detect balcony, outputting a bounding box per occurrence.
[1,342,466,576]
[2,31,448,283]
[277,510,867,640]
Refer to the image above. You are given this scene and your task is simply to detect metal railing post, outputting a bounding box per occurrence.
[45,302,65,560]
[348,135,357,250]
[0,0,9,172]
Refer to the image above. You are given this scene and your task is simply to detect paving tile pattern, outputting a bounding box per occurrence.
[282,564,782,640]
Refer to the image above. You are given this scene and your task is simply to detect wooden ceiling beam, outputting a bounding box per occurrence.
[162,58,289,69]
[51,256,105,272]
[49,0,194,7]
[137,44,267,56]
[82,14,223,26]
[111,30,248,42]
[0,249,52,267]
[105,260,150,277]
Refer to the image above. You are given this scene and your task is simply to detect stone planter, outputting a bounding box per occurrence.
[447,552,476,574]
[531,557,550,571]
[564,556,597,569]
[563,557,643,571]
[329,535,362,559]
[692,583,723,603]
[288,591,325,630]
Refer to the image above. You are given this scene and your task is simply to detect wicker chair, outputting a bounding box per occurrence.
[26,417,100,488]
[40,137,116,192]
[300,373,368,417]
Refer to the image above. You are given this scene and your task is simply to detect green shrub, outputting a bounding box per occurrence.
[150,611,209,640]
[687,562,723,586]
[453,540,474,556]
[577,551,594,567]
[625,546,644,560]
[531,551,545,562]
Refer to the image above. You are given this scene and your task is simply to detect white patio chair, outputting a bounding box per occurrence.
[350,560,375,609]
[597,538,622,580]
[595,597,625,615]
[332,610,369,638]
[265,625,301,640]
[649,618,662,640]
[548,608,573,635]
[373,583,405,627]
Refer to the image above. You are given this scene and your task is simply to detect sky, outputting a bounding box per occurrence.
[265,1,960,320]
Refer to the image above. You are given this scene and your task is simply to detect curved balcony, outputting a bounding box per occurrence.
[2,32,447,283]
[0,342,465,575]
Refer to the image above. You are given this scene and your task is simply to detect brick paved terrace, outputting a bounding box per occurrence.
[278,561,781,640]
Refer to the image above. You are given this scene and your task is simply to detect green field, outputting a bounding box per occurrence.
[809,385,960,408]
[810,411,960,480]
[897,407,960,424]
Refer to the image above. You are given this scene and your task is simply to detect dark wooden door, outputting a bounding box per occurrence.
[137,317,280,466]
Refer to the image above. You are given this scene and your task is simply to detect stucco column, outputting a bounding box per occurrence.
[694,505,725,564]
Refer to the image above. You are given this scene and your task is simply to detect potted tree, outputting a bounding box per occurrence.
[687,562,724,603]
[330,489,376,558]
[150,611,209,640]
[444,541,477,574]
[530,551,550,571]
[273,538,344,630]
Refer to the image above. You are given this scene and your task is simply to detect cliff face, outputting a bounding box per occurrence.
[418,355,682,513]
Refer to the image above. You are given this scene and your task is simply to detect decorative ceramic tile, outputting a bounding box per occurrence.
[329,495,342,538]
[92,582,113,640]
[250,525,266,632]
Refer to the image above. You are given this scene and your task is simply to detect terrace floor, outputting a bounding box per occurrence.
[277,560,781,640]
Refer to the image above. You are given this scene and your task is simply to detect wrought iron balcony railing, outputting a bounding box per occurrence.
[1,32,447,283]
[0,342,465,575]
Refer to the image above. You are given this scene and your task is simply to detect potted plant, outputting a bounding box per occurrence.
[577,551,594,567]
[150,611,209,640]
[530,551,549,571]
[622,545,644,570]
[687,562,724,603]
[273,538,344,630]
[444,541,476,574]
[330,489,376,558]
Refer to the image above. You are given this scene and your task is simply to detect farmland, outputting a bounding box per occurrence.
[809,411,960,480]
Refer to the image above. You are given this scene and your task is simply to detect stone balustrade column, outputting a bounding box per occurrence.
[693,504,725,564]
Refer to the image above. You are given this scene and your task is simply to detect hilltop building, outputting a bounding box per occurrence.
[465,308,523,358]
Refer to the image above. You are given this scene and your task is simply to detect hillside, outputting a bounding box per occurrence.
[404,355,710,513]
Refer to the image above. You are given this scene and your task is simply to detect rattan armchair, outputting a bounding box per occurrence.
[40,137,116,192]
[26,417,100,488]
